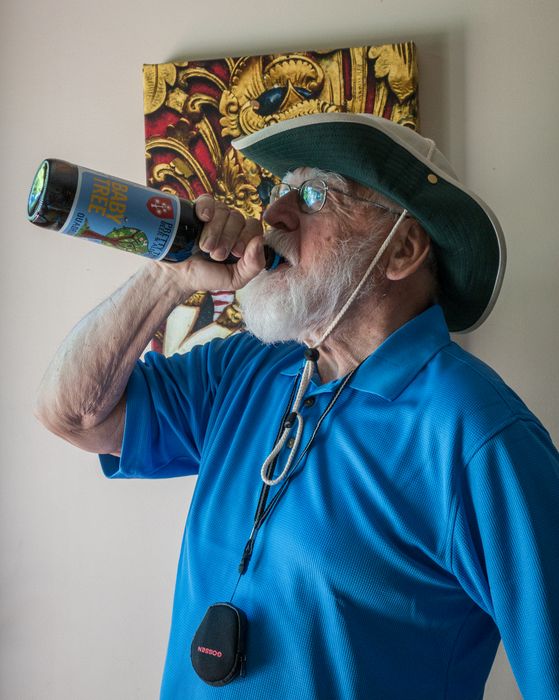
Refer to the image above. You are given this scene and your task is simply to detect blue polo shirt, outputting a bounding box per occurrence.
[100,305,559,700]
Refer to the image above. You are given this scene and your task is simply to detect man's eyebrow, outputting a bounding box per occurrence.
[282,169,351,189]
[282,169,307,185]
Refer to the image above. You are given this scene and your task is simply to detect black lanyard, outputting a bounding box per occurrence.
[235,366,357,579]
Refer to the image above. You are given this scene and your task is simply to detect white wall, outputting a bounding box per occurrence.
[1,1,557,698]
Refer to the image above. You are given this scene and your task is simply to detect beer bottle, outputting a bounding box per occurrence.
[27,159,278,267]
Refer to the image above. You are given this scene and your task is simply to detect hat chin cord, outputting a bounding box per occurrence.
[260,209,409,486]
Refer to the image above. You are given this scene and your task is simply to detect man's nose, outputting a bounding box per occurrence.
[263,190,300,232]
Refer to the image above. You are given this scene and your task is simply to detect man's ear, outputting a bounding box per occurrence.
[385,220,432,281]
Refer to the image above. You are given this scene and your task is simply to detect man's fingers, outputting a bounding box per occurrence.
[195,198,264,262]
[228,216,261,258]
[229,235,266,288]
[194,195,215,223]
[210,210,246,260]
[198,206,234,259]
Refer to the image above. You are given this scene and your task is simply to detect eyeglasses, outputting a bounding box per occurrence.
[268,177,403,216]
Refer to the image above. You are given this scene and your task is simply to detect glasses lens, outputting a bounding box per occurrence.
[300,180,326,213]
[270,183,292,205]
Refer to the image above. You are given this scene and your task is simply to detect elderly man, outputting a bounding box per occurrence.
[36,114,558,699]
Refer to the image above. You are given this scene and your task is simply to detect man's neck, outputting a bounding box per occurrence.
[305,325,386,384]
[304,293,433,384]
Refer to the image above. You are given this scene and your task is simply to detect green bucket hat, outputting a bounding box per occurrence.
[233,112,506,333]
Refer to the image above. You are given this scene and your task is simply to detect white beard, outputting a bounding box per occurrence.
[239,229,376,344]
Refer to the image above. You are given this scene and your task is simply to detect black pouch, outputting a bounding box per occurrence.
[190,603,247,686]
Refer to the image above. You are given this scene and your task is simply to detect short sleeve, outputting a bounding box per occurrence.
[100,340,223,479]
[451,418,559,699]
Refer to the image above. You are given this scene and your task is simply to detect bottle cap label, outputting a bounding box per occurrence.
[60,167,180,259]
[28,160,49,220]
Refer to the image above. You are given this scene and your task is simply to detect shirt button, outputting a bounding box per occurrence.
[303,397,316,407]
[287,438,295,449]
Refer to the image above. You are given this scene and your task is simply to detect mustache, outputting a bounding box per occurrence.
[264,227,300,266]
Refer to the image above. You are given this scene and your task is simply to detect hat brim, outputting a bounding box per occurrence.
[233,113,506,333]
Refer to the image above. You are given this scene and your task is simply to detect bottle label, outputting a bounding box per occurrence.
[60,167,180,260]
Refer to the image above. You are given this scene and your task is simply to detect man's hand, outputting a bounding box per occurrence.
[159,195,267,294]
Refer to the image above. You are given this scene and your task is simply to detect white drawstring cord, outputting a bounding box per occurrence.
[260,354,313,485]
[315,209,409,345]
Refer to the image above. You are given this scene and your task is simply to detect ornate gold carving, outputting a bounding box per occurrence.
[369,43,416,103]
[195,117,222,168]
[373,80,389,122]
[263,55,324,93]
[184,93,220,115]
[148,159,196,200]
[184,291,207,307]
[318,51,344,105]
[219,57,266,138]
[216,303,243,330]
[143,64,177,114]
[178,67,228,93]
[146,136,213,192]
[369,43,418,126]
[165,87,188,114]
[220,53,336,138]
[347,47,368,113]
[215,149,263,218]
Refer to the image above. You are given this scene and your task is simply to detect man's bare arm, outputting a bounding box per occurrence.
[34,263,190,454]
[34,199,266,456]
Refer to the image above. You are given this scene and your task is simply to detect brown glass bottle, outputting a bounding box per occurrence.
[27,159,277,267]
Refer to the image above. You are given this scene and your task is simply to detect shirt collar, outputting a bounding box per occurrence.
[280,305,451,401]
